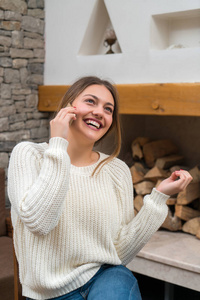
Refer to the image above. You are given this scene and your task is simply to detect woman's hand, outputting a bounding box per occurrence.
[50,106,77,140]
[156,170,193,196]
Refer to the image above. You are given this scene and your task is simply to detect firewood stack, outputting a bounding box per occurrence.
[130,137,200,240]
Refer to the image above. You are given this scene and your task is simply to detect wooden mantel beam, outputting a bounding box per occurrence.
[38,83,200,116]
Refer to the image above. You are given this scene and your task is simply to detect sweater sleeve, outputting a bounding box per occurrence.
[113,162,169,265]
[7,137,70,236]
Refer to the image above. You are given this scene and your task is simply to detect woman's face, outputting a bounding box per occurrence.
[70,84,115,144]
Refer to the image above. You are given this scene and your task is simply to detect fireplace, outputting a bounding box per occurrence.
[38,83,200,239]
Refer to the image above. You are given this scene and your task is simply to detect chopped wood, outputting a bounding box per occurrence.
[132,137,151,147]
[196,227,200,240]
[182,217,200,235]
[166,197,177,205]
[155,179,162,187]
[131,143,143,160]
[161,210,182,231]
[175,205,200,221]
[130,162,148,184]
[134,181,155,195]
[134,195,143,212]
[129,136,200,237]
[155,155,184,169]
[144,166,168,181]
[189,165,200,183]
[143,139,179,167]
[170,165,182,173]
[134,162,148,174]
[130,165,144,184]
[177,182,200,205]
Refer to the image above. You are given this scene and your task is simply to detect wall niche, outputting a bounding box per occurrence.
[78,0,122,56]
[150,9,200,50]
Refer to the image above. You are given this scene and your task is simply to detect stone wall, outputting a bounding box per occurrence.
[0,0,50,205]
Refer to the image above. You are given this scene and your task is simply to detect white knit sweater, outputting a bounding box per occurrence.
[8,137,169,300]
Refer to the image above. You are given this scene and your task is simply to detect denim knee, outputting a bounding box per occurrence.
[87,265,142,300]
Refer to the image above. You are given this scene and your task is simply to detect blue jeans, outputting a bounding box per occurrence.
[26,264,142,300]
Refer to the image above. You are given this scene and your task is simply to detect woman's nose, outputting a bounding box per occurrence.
[92,106,103,118]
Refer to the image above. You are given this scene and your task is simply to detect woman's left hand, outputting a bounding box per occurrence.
[156,170,193,196]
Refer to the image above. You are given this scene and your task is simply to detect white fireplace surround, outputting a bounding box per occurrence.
[44,0,200,85]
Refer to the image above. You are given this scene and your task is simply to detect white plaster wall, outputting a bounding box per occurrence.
[44,0,200,85]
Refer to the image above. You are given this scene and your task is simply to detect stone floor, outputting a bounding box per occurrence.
[135,273,200,300]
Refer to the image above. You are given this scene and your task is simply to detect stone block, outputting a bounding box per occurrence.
[10,48,34,58]
[1,21,21,31]
[12,95,25,101]
[26,119,40,129]
[27,0,37,8]
[0,141,16,152]
[40,119,49,127]
[0,10,4,20]
[30,126,48,139]
[0,35,12,47]
[24,31,42,39]
[20,67,28,85]
[24,37,44,49]
[28,8,44,19]
[10,83,21,89]
[28,62,43,74]
[12,88,31,95]
[15,101,25,112]
[21,16,44,34]
[12,59,28,68]
[0,57,12,67]
[27,74,43,85]
[0,99,13,106]
[12,30,24,48]
[10,121,25,131]
[4,68,20,83]
[1,83,11,99]
[26,93,38,107]
[0,0,27,14]
[0,130,30,141]
[27,111,49,119]
[36,0,44,9]
[5,11,22,21]
[33,48,44,58]
[0,67,3,76]
[0,29,11,36]
[0,117,9,132]
[0,152,9,169]
[0,105,16,118]
[9,113,27,123]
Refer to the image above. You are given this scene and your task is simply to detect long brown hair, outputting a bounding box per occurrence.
[57,76,122,174]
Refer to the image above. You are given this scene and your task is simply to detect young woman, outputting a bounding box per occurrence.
[8,76,192,300]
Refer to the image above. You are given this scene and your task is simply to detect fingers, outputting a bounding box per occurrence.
[56,106,77,121]
[173,170,193,191]
[50,106,77,139]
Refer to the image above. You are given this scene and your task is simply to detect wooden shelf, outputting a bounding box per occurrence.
[38,83,200,116]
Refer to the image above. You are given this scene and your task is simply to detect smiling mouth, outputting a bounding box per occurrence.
[84,119,102,129]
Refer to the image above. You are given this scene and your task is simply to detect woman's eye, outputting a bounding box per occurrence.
[86,99,95,104]
[105,107,113,113]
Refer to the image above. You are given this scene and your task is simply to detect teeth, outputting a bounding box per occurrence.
[85,120,100,129]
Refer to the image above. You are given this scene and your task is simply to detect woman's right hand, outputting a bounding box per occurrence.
[50,106,77,140]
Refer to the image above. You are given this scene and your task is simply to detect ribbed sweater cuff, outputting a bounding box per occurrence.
[49,137,69,150]
[149,187,170,203]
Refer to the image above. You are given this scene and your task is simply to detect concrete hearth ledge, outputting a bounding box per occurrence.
[137,230,200,273]
[127,230,200,292]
